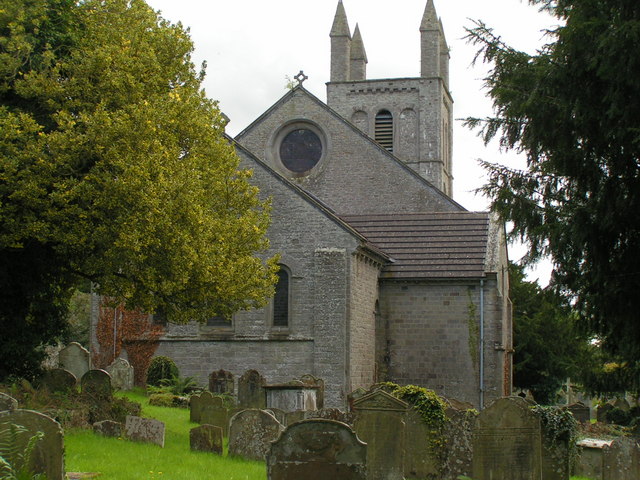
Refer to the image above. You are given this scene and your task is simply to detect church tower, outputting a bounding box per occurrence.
[327,0,453,196]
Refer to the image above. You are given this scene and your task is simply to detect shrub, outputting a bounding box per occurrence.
[606,407,631,426]
[146,356,179,387]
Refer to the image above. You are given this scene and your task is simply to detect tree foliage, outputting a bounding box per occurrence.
[465,0,640,390]
[0,0,278,379]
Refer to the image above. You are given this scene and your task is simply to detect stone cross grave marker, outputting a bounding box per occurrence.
[238,369,266,409]
[0,409,65,480]
[40,368,77,393]
[200,395,230,437]
[58,342,90,381]
[267,419,367,480]
[352,389,408,480]
[125,415,165,447]
[209,369,234,395]
[106,358,134,391]
[472,396,543,480]
[0,392,18,412]
[190,424,223,454]
[81,369,112,399]
[228,409,284,461]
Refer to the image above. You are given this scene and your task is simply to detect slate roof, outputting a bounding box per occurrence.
[341,212,490,279]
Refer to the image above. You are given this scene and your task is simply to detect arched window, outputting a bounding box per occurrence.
[375,110,394,152]
[273,266,290,327]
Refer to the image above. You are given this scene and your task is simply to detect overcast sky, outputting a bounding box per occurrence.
[144,0,558,283]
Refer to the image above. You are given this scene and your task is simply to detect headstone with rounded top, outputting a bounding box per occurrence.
[190,390,214,423]
[209,369,234,395]
[200,395,231,437]
[0,409,65,480]
[352,389,408,480]
[267,419,367,480]
[58,342,90,381]
[238,369,266,409]
[229,409,284,461]
[190,424,223,454]
[125,415,165,447]
[106,358,134,391]
[40,368,77,393]
[81,369,112,399]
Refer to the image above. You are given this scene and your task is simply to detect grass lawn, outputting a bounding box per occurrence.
[65,390,266,480]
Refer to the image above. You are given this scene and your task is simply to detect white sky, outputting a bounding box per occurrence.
[145,0,559,284]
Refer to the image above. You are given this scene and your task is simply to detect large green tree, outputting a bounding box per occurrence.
[465,0,640,392]
[0,0,278,378]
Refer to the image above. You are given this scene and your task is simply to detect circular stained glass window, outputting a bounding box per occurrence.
[279,128,323,173]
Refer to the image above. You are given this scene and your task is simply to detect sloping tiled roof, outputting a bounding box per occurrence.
[341,212,490,279]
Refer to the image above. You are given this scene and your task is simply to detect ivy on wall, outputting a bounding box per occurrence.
[94,301,164,386]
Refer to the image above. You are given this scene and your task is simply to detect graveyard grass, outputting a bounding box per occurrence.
[65,389,266,480]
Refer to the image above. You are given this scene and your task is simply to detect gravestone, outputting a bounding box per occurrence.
[58,342,90,381]
[0,409,65,480]
[228,409,284,461]
[575,438,610,480]
[604,437,640,480]
[40,368,77,393]
[567,401,590,423]
[352,389,407,480]
[472,396,543,480]
[209,369,234,395]
[190,391,214,423]
[613,398,631,412]
[285,410,306,426]
[93,420,123,438]
[106,358,134,391]
[304,407,355,426]
[265,408,287,426]
[442,401,476,480]
[125,415,165,447]
[267,419,367,480]
[300,374,325,409]
[200,395,231,437]
[81,369,112,399]
[403,407,440,479]
[539,408,572,480]
[0,392,18,412]
[237,369,266,409]
[190,424,223,454]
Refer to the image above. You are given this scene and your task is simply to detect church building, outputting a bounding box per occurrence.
[91,0,512,409]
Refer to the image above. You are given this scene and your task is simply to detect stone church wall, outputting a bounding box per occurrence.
[379,278,505,408]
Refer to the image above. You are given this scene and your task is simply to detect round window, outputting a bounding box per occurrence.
[279,128,323,174]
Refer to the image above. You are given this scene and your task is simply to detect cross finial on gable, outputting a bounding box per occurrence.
[294,70,308,86]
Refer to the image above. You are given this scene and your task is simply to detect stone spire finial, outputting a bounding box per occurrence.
[350,23,367,81]
[330,0,351,38]
[420,0,439,31]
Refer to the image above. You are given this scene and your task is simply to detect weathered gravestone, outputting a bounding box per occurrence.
[567,401,590,423]
[190,424,223,454]
[403,407,441,479]
[0,409,65,480]
[353,389,407,480]
[58,342,90,381]
[40,368,77,393]
[539,407,573,480]
[209,369,234,395]
[106,358,134,391]
[442,400,476,480]
[574,437,640,480]
[285,410,306,426]
[93,420,123,438]
[228,409,285,461]
[265,408,287,426]
[267,419,367,480]
[190,390,214,423]
[125,415,165,447]
[0,392,18,411]
[304,407,355,426]
[472,396,543,480]
[81,369,112,399]
[238,369,266,409]
[200,395,231,437]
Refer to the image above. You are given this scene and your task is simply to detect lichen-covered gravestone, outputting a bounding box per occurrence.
[352,389,408,480]
[237,369,266,409]
[190,424,223,454]
[472,396,543,480]
[40,368,77,393]
[200,395,231,437]
[229,409,285,461]
[0,392,18,411]
[81,369,112,399]
[106,358,134,391]
[403,407,440,479]
[442,399,476,480]
[58,342,90,381]
[125,415,165,447]
[304,407,355,426]
[93,420,123,438]
[190,391,214,423]
[603,437,640,480]
[209,369,234,395]
[0,409,65,480]
[267,419,367,480]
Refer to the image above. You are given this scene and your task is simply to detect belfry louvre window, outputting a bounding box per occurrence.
[273,267,290,327]
[375,110,394,152]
